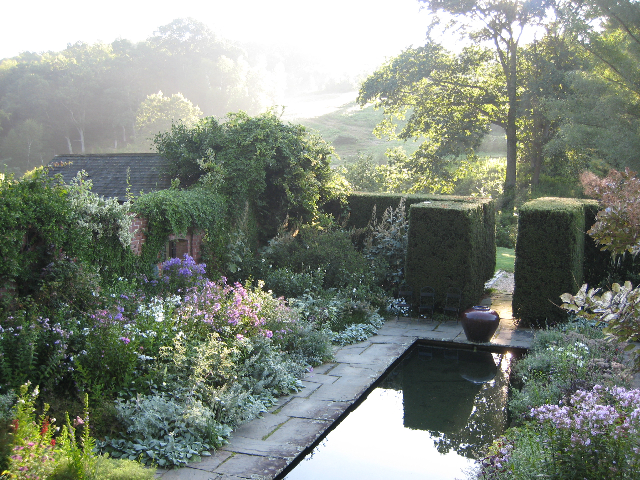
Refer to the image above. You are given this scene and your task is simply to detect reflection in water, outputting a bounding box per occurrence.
[383,346,509,459]
[283,345,513,480]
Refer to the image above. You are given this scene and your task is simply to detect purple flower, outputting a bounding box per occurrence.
[119,337,131,345]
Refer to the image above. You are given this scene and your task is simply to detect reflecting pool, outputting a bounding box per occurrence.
[281,344,514,480]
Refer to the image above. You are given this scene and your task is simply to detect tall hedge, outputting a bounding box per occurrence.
[513,197,586,327]
[404,198,495,310]
[582,199,612,288]
[345,192,479,229]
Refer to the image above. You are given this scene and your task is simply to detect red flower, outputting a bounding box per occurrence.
[40,419,50,436]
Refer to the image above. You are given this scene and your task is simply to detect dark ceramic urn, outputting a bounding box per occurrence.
[461,306,500,343]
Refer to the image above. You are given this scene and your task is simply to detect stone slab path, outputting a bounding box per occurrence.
[156,292,533,480]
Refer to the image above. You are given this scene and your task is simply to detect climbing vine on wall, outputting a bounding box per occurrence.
[154,110,348,243]
[132,186,227,271]
[0,169,136,302]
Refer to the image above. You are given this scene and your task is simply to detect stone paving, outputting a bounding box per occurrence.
[156,292,533,480]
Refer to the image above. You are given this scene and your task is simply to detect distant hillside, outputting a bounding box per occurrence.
[297,100,416,166]
[297,98,506,166]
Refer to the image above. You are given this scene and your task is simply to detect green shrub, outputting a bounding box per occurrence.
[262,267,324,299]
[269,320,334,366]
[336,153,385,192]
[363,197,408,289]
[0,392,16,472]
[495,210,517,249]
[154,111,347,243]
[73,316,141,400]
[34,253,102,313]
[98,393,230,467]
[51,456,156,480]
[0,170,135,311]
[481,387,640,480]
[261,224,373,290]
[476,323,635,480]
[509,327,631,423]
[235,335,306,398]
[582,199,640,289]
[345,192,477,229]
[331,312,384,346]
[1,384,147,480]
[561,280,640,368]
[451,155,506,198]
[0,171,86,300]
[0,311,75,395]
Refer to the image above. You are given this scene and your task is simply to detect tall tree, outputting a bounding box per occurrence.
[518,30,587,187]
[358,44,504,193]
[549,0,640,171]
[416,0,555,206]
[135,91,203,150]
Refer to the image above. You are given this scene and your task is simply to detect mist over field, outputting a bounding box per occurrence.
[0,0,435,176]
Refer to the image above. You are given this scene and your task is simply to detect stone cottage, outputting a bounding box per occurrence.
[47,153,204,262]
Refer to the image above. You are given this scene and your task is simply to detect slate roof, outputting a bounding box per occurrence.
[47,154,172,202]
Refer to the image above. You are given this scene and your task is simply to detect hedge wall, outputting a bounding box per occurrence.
[582,199,612,288]
[345,192,479,229]
[512,197,586,327]
[404,198,496,310]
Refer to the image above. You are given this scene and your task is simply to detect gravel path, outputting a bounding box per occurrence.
[486,271,515,294]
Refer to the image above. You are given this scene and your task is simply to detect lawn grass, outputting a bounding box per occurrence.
[496,247,515,273]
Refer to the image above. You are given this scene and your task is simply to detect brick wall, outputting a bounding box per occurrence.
[129,215,148,256]
[129,214,204,263]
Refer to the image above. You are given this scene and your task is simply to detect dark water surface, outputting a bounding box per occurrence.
[282,344,513,480]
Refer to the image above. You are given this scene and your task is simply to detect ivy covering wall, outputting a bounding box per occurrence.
[132,187,228,273]
[154,111,348,244]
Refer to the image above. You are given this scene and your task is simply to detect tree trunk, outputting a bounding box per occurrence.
[78,127,85,154]
[503,40,518,211]
[26,140,32,169]
[530,113,544,188]
[65,136,73,154]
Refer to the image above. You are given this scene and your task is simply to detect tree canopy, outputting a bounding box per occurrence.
[357,0,640,202]
[358,43,501,192]
[154,111,348,242]
[547,0,640,172]
[417,0,557,205]
[0,18,349,176]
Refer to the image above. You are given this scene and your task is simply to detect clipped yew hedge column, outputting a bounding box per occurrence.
[345,192,481,229]
[582,199,613,288]
[405,198,495,310]
[513,197,586,327]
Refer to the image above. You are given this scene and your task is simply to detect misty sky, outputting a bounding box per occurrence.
[2,0,437,76]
